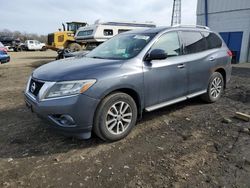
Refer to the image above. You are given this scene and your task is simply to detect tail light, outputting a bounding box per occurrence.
[227,50,233,57]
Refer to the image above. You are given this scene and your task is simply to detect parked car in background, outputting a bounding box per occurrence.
[0,42,10,64]
[24,40,47,51]
[0,36,25,52]
[25,25,232,141]
[0,42,7,52]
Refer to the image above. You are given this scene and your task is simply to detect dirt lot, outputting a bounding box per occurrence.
[0,51,250,188]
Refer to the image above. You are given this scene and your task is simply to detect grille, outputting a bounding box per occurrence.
[47,33,54,45]
[29,79,44,97]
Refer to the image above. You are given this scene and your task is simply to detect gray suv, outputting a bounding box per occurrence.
[25,26,232,141]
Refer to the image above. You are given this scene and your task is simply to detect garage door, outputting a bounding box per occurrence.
[219,32,243,63]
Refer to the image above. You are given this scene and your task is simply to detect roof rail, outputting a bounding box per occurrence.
[172,24,210,30]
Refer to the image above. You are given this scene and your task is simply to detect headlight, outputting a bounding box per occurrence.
[44,79,96,99]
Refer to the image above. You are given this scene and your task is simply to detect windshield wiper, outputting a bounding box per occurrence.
[91,56,106,59]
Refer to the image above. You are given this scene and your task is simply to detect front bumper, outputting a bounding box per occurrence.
[24,92,100,139]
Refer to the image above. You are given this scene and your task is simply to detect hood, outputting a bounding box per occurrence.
[32,57,123,81]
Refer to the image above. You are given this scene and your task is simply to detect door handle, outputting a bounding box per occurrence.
[177,64,185,69]
[209,57,215,61]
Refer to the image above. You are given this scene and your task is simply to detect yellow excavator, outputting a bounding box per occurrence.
[47,22,87,51]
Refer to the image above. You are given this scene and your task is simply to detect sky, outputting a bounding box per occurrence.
[0,0,198,35]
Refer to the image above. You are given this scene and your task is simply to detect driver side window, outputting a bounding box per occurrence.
[151,32,181,57]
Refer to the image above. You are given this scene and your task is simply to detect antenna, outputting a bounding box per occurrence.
[171,0,181,26]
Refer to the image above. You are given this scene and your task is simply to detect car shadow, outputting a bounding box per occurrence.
[0,97,205,159]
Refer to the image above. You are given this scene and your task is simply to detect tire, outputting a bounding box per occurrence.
[94,92,138,142]
[16,46,22,52]
[201,72,224,103]
[41,46,47,51]
[68,43,81,52]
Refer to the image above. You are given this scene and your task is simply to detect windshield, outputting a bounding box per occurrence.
[86,33,155,60]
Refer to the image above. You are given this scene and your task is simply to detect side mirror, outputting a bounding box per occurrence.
[145,49,167,61]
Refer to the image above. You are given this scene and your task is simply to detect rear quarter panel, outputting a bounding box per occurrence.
[211,46,232,85]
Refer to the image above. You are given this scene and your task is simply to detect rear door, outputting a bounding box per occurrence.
[180,31,212,95]
[28,41,35,50]
[144,31,188,108]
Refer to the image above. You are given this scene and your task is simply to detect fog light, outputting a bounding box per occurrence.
[59,115,75,126]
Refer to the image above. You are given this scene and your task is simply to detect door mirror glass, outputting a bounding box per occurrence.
[146,49,168,61]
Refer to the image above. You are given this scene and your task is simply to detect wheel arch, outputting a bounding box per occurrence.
[97,87,143,119]
[214,68,226,88]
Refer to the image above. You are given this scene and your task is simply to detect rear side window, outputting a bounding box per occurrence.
[202,32,222,49]
[118,29,130,34]
[151,32,181,57]
[77,30,93,36]
[104,29,113,36]
[181,31,207,54]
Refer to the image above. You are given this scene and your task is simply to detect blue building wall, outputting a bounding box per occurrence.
[197,0,250,63]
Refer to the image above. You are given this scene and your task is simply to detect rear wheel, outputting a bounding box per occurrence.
[201,72,224,103]
[68,43,81,51]
[94,92,137,142]
[17,47,23,52]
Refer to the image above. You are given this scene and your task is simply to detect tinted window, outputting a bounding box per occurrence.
[118,29,130,34]
[182,31,207,54]
[103,29,113,36]
[151,32,181,57]
[29,41,34,44]
[202,32,222,49]
[77,30,93,36]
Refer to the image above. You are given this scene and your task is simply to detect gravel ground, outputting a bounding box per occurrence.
[0,51,250,188]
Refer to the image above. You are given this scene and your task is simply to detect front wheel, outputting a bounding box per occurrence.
[41,46,47,51]
[201,72,224,103]
[93,92,137,142]
[68,43,81,51]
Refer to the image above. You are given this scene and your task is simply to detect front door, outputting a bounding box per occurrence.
[34,41,40,50]
[143,32,188,108]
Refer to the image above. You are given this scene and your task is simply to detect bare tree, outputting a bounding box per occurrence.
[0,29,47,43]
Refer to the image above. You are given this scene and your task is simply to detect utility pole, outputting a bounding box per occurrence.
[171,0,181,26]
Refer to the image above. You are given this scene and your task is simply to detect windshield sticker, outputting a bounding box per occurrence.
[133,35,150,40]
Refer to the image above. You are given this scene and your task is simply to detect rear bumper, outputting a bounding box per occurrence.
[24,93,100,139]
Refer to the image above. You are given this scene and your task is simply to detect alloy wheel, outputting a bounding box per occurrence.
[210,77,222,98]
[105,101,132,135]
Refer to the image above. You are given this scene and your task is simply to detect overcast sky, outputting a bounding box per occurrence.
[0,0,197,35]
